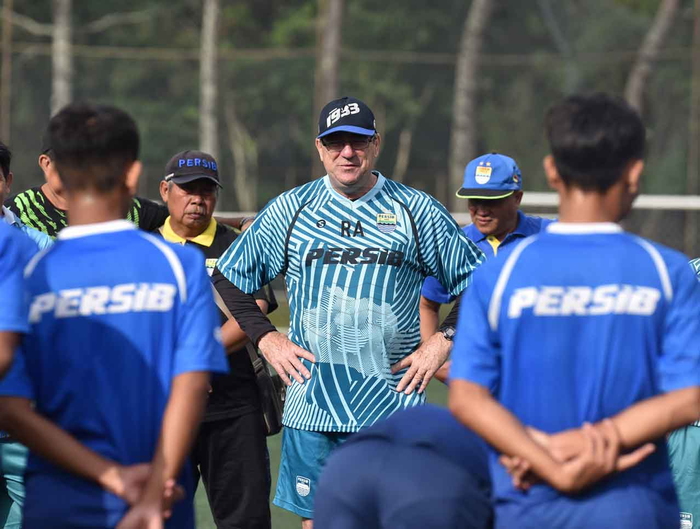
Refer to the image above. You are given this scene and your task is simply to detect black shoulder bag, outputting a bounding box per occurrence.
[211,285,285,436]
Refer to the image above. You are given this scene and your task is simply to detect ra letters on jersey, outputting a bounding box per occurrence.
[29,283,177,323]
[507,284,661,318]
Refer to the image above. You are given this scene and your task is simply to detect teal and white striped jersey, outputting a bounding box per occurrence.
[691,258,700,281]
[218,172,484,432]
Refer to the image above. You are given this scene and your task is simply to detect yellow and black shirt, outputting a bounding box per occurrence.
[158,217,278,421]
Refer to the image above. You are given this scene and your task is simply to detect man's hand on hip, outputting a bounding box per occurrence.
[391,331,451,395]
[258,331,316,386]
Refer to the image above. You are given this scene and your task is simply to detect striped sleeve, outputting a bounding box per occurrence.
[690,258,700,281]
[420,196,485,298]
[216,194,296,294]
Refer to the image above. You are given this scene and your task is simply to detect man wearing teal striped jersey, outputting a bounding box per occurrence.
[667,258,700,529]
[217,97,484,527]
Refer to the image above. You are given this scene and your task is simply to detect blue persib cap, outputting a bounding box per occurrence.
[456,152,522,199]
[317,96,376,139]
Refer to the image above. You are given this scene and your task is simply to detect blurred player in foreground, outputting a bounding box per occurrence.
[0,163,48,528]
[314,404,492,529]
[0,103,228,528]
[4,133,169,239]
[449,93,700,528]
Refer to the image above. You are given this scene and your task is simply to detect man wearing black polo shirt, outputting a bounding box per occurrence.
[157,150,276,529]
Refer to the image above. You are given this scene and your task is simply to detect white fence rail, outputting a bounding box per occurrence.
[216,193,700,226]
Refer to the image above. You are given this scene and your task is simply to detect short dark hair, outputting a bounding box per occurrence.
[545,93,645,193]
[0,141,10,180]
[48,103,140,193]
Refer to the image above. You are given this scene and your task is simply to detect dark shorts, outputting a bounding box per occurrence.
[314,437,492,529]
[192,411,271,529]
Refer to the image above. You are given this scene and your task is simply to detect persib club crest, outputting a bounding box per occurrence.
[296,476,311,497]
[377,213,397,233]
[475,161,492,184]
[681,512,693,529]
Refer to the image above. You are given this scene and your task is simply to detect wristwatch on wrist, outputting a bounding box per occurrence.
[440,326,456,342]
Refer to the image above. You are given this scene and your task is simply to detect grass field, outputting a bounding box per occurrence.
[194,301,453,528]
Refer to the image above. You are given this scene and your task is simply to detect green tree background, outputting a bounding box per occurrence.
[5,0,696,210]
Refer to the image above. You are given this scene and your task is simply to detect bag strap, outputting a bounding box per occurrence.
[210,284,260,366]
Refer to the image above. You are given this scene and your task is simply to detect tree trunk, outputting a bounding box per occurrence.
[312,0,344,178]
[1,0,12,142]
[623,0,681,250]
[51,0,72,116]
[225,96,258,210]
[200,0,219,159]
[624,0,680,115]
[392,84,435,183]
[448,0,495,212]
[537,0,579,93]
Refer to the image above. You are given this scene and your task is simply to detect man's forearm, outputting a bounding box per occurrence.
[212,269,276,345]
[439,292,462,331]
[610,386,700,448]
[0,333,19,379]
[0,397,124,494]
[220,300,270,355]
[419,296,440,343]
[449,380,561,482]
[139,372,210,504]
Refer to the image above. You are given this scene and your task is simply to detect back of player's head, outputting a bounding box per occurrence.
[545,93,645,193]
[47,103,139,193]
[0,141,10,180]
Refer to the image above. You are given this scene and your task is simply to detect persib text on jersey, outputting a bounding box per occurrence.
[507,284,661,318]
[29,283,177,323]
[305,247,404,267]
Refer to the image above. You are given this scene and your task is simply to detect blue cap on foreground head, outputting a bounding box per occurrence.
[456,152,522,200]
[317,96,377,139]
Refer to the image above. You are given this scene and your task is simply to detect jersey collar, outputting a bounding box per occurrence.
[161,216,217,247]
[323,171,386,206]
[1,206,19,227]
[546,222,622,234]
[58,219,136,239]
[465,211,533,243]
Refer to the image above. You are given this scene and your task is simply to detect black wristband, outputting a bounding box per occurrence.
[212,268,277,344]
[439,291,462,332]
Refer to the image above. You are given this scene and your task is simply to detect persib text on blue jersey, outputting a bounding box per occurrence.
[507,284,661,318]
[29,283,177,323]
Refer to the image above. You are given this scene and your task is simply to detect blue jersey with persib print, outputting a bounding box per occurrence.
[450,222,700,515]
[217,172,484,432]
[0,220,227,529]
